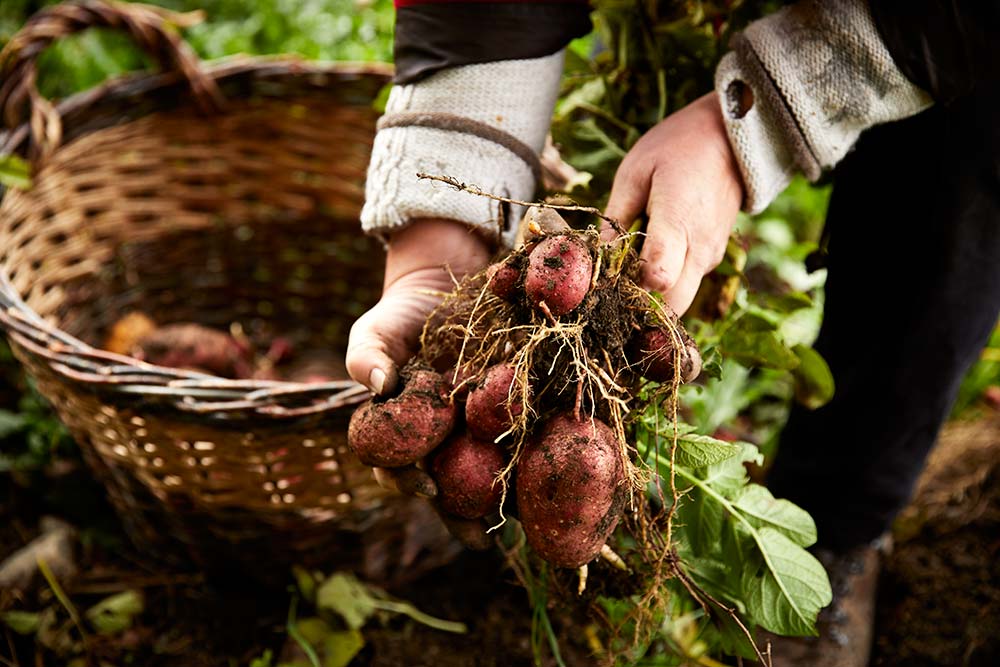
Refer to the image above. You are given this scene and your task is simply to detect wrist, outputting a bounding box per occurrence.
[384,218,492,289]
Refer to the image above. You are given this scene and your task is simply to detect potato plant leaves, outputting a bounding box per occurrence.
[791,343,835,409]
[315,572,466,634]
[732,485,817,547]
[641,430,832,638]
[719,313,800,371]
[643,421,744,469]
[740,528,832,636]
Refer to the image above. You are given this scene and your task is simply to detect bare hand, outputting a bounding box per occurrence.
[604,93,744,315]
[346,219,491,498]
[345,218,492,396]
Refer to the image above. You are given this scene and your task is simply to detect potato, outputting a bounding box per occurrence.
[524,235,593,316]
[486,260,522,302]
[348,368,456,468]
[629,328,702,384]
[431,432,506,519]
[133,322,252,378]
[516,414,625,568]
[465,363,522,442]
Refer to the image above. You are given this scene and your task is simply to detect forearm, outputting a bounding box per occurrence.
[362,1,590,248]
[715,0,933,213]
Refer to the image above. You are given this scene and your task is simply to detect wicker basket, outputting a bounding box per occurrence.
[0,1,441,581]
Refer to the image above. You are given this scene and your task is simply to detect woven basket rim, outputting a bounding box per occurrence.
[0,55,393,418]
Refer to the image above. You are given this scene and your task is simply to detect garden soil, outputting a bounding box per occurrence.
[2,410,998,666]
[871,411,1000,667]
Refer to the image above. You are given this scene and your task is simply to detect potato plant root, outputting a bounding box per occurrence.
[415,212,698,575]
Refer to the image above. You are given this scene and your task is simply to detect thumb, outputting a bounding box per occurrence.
[345,302,403,396]
[346,284,441,395]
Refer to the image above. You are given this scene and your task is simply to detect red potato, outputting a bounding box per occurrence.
[465,363,522,442]
[348,368,456,468]
[524,235,593,316]
[629,328,702,384]
[133,323,253,378]
[431,432,506,519]
[486,260,522,302]
[516,414,625,568]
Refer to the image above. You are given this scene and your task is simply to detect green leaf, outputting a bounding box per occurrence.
[0,410,27,438]
[554,76,607,118]
[709,603,758,660]
[315,573,376,631]
[720,315,800,371]
[699,442,761,496]
[675,432,744,469]
[732,485,817,547]
[321,629,365,667]
[751,291,814,314]
[293,565,318,604]
[84,590,144,635]
[250,649,274,667]
[315,572,466,635]
[2,610,41,635]
[0,153,31,190]
[662,456,831,638]
[282,617,364,667]
[791,344,835,409]
[741,528,832,636]
[676,485,723,556]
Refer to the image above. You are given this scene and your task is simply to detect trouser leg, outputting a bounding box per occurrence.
[767,86,1000,552]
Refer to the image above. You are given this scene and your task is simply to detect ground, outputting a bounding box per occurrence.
[2,406,999,666]
[871,410,1000,667]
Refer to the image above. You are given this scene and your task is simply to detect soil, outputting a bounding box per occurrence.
[3,405,998,666]
[871,410,1000,667]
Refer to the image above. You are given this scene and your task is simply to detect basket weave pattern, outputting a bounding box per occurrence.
[0,1,421,577]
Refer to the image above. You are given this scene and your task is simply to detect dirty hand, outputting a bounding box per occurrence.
[604,92,744,316]
[346,218,491,497]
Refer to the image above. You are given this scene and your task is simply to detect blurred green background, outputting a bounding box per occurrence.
[1,0,396,98]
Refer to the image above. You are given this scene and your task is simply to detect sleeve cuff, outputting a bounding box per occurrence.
[361,51,565,247]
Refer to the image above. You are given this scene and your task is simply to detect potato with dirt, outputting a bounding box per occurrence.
[348,365,456,468]
[523,235,594,316]
[629,328,702,384]
[431,432,506,519]
[516,414,626,568]
[486,258,523,302]
[465,363,523,442]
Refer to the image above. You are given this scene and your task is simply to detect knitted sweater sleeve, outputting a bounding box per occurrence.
[361,1,590,247]
[714,0,933,213]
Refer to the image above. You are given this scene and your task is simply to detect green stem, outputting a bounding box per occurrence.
[286,596,321,667]
[38,558,87,642]
[372,600,467,634]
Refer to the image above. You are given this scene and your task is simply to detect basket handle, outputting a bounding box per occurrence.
[0,0,224,157]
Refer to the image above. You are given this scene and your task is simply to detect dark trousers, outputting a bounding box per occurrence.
[767,86,1000,552]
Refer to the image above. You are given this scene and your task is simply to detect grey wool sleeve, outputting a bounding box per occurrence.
[715,0,933,213]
